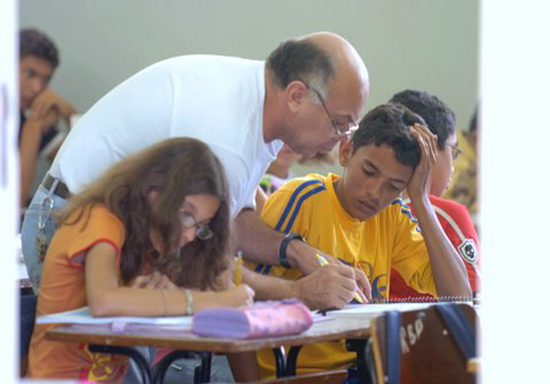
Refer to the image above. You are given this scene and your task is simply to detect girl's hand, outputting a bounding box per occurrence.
[130,271,178,290]
[195,284,255,312]
[406,123,439,201]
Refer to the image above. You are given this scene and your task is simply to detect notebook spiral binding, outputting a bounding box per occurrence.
[372,295,477,305]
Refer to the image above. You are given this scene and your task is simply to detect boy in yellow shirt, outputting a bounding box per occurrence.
[252,103,471,378]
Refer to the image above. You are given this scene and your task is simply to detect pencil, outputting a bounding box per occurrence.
[235,251,243,286]
[315,253,364,304]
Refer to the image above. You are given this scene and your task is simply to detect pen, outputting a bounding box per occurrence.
[315,253,364,304]
[235,251,243,286]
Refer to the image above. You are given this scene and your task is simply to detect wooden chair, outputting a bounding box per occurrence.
[369,303,478,384]
[247,369,348,384]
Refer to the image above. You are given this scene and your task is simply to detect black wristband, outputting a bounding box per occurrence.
[279,232,304,269]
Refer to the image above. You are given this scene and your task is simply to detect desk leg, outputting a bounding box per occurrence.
[346,339,374,384]
[197,353,212,383]
[285,345,303,376]
[152,350,202,384]
[88,344,151,384]
[273,347,286,378]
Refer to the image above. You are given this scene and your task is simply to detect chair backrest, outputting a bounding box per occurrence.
[370,303,478,384]
[248,369,348,384]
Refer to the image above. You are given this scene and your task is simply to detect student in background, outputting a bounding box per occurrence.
[18,28,77,207]
[252,104,471,379]
[444,106,478,218]
[259,144,334,196]
[28,138,254,382]
[388,90,480,299]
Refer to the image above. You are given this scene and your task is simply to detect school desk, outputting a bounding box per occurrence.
[46,316,373,384]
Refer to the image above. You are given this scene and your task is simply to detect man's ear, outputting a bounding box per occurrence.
[339,140,354,167]
[285,80,308,114]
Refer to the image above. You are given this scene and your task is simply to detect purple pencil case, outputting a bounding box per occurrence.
[192,299,313,339]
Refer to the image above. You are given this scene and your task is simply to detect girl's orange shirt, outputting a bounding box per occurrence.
[28,204,127,382]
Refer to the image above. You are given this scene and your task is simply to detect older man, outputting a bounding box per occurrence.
[22,32,371,307]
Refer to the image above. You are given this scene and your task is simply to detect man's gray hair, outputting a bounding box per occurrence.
[266,39,336,100]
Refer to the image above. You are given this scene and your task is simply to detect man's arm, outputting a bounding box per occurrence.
[235,208,321,273]
[408,124,472,297]
[234,208,371,300]
[241,264,362,310]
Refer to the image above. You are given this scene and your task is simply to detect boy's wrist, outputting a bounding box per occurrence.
[408,190,430,205]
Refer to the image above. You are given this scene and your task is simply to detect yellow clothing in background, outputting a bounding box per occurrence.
[444,130,477,215]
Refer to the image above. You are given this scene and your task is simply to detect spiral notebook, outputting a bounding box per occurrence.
[326,295,475,320]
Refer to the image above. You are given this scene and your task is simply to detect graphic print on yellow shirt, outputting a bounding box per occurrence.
[250,174,437,378]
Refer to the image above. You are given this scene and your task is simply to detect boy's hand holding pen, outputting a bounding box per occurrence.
[315,253,371,305]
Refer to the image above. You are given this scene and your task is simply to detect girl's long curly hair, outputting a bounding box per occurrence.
[57,138,231,290]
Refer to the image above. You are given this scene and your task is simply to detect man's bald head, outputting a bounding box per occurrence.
[266,32,369,104]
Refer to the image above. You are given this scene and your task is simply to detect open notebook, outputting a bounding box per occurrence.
[36,306,193,328]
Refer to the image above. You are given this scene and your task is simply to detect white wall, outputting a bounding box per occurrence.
[480,1,550,382]
[19,0,478,136]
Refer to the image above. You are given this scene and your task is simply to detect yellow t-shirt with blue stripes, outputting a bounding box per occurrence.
[252,173,437,378]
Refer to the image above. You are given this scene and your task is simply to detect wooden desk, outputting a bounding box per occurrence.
[46,316,372,383]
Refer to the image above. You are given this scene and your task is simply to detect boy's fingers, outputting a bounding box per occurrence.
[353,268,372,301]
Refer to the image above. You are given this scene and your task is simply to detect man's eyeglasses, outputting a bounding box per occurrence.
[306,85,358,138]
[180,210,213,240]
[446,143,463,160]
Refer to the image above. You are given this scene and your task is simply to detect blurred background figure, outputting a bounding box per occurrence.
[259,144,335,196]
[18,28,77,208]
[444,106,478,221]
[256,145,335,212]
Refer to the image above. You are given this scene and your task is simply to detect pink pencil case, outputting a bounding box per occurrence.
[192,299,313,339]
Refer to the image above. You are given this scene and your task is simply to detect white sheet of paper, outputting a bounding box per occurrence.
[327,303,433,320]
[36,306,193,327]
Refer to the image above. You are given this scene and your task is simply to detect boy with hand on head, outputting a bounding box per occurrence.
[252,103,471,378]
[19,28,77,207]
[388,90,480,299]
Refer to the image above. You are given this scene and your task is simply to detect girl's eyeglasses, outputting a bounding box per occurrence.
[180,210,213,240]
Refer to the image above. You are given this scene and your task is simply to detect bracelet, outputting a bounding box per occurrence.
[159,289,168,316]
[184,289,194,316]
[278,232,304,269]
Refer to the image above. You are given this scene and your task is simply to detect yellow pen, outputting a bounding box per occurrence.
[315,253,364,304]
[235,251,243,286]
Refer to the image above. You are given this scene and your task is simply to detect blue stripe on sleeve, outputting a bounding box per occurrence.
[284,185,326,233]
[274,179,324,231]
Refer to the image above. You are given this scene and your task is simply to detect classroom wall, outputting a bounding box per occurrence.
[19,0,478,176]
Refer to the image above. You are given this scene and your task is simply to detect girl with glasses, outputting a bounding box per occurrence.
[28,137,254,382]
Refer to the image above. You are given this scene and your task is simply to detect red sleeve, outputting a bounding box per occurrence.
[429,195,480,293]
